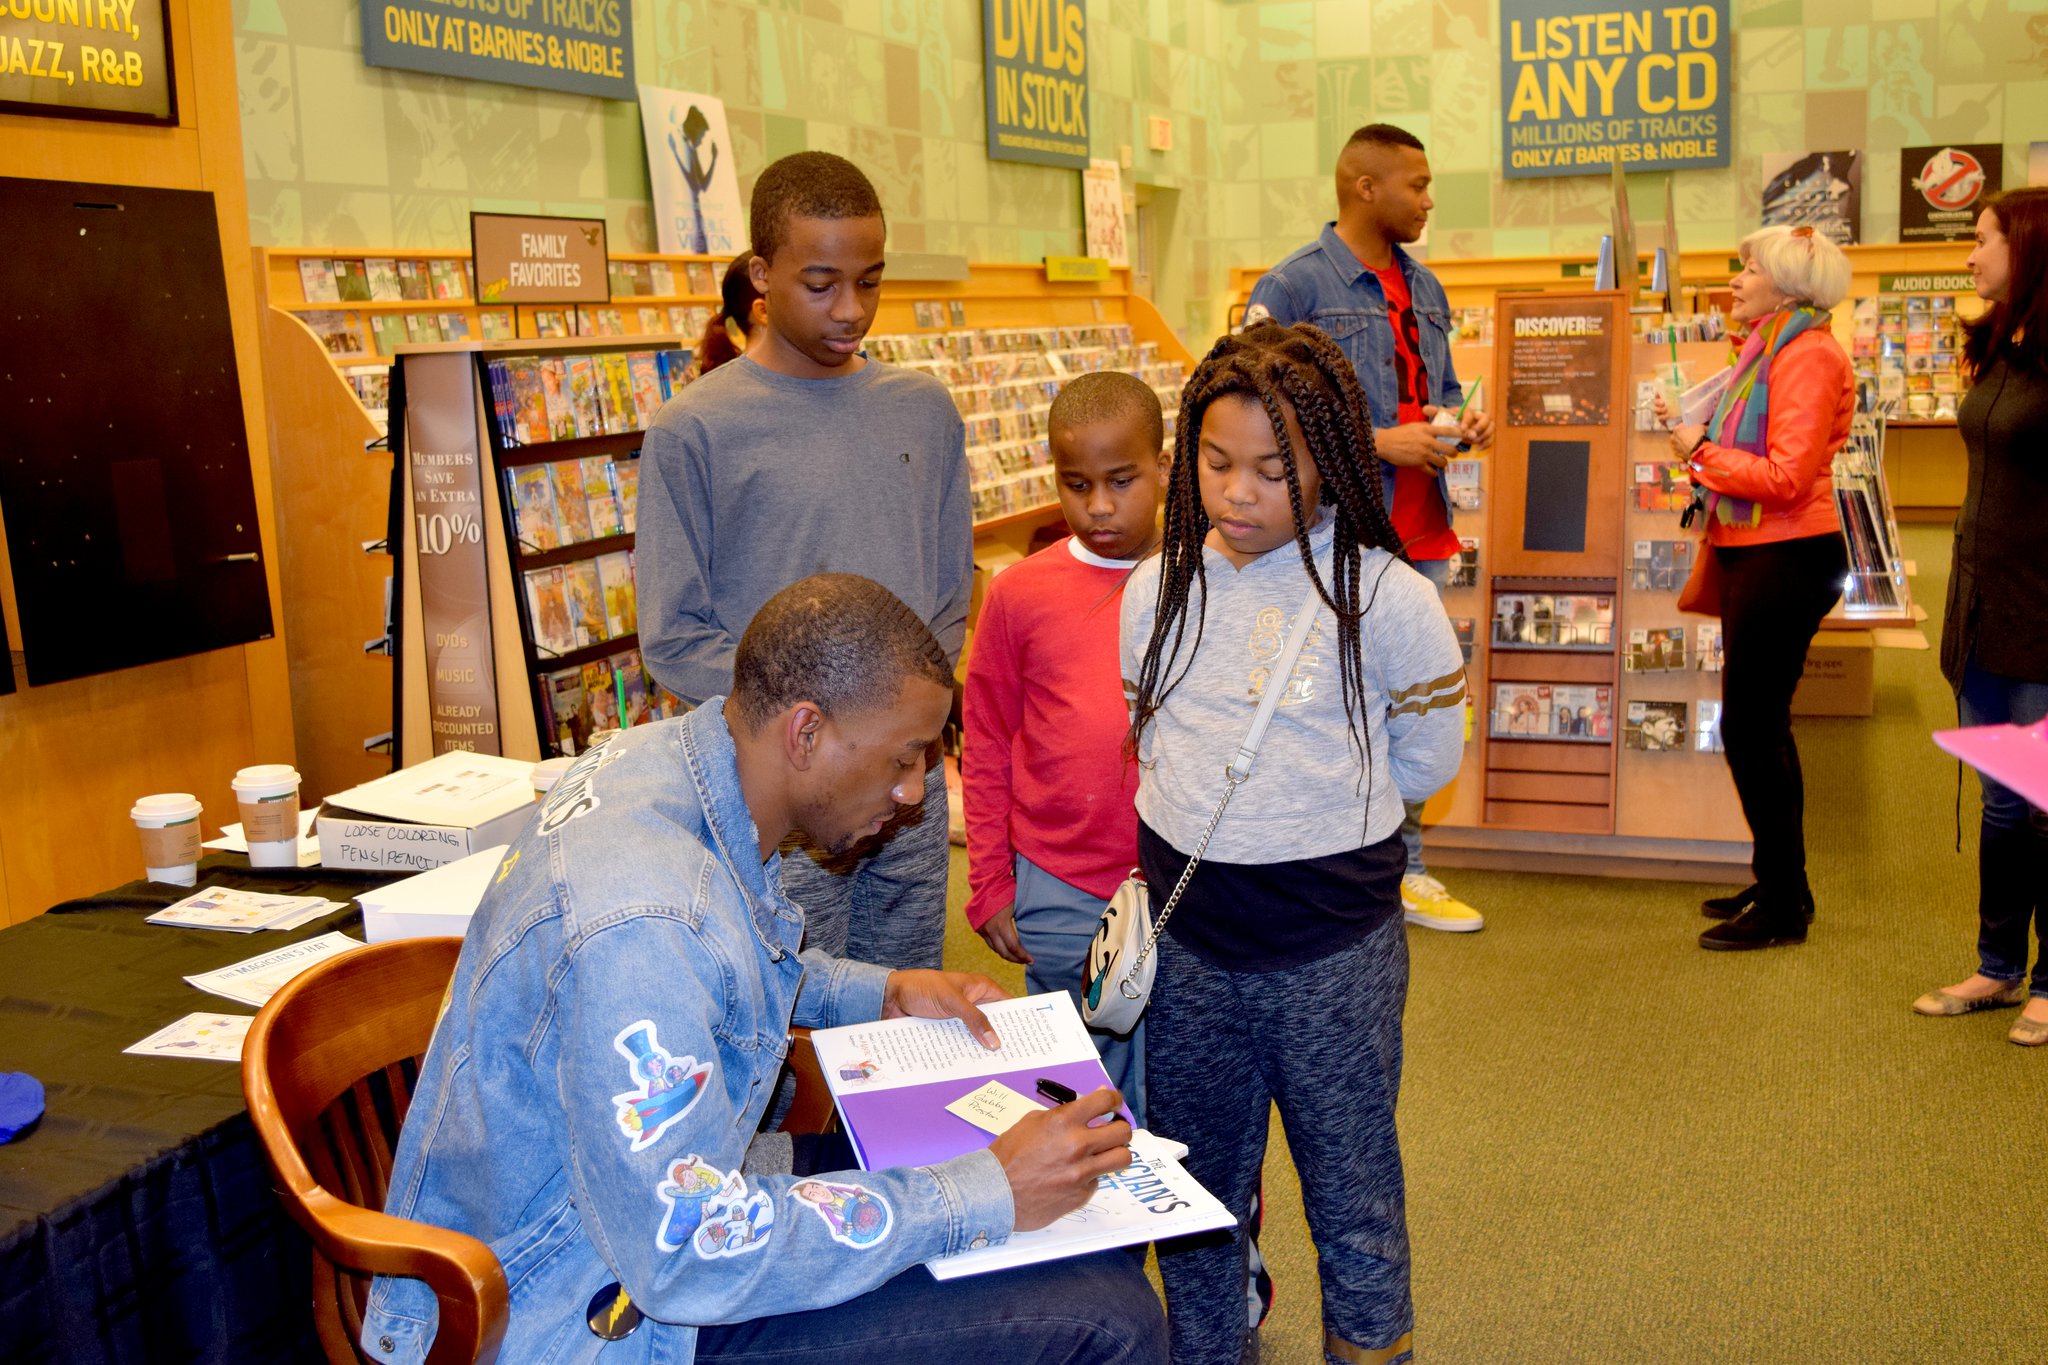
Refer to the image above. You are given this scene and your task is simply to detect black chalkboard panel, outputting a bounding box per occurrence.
[1522,439,1592,554]
[0,177,273,685]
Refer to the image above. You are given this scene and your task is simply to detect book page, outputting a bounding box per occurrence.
[809,992,1098,1094]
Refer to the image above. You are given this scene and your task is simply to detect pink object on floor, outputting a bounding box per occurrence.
[1934,719,2048,809]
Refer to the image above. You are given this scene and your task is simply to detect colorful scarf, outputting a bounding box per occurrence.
[1699,304,1830,527]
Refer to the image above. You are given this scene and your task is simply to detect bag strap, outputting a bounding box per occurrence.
[1121,579,1325,995]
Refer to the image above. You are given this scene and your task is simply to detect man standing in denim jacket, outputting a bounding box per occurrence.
[360,575,1163,1365]
[1247,122,1497,936]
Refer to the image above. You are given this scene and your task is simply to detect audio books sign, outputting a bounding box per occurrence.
[1899,144,2001,244]
[361,0,633,101]
[1499,0,1729,179]
[983,0,1088,169]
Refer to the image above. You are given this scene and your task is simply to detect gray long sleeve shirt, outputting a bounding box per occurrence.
[1120,515,1467,864]
[636,356,973,703]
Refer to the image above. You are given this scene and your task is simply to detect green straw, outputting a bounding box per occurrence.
[1454,375,1480,421]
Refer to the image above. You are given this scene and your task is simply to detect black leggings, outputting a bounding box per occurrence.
[1715,533,1848,903]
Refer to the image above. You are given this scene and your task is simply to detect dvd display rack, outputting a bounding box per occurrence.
[480,341,698,758]
[1850,292,1960,419]
[865,325,1186,527]
[1833,406,1912,618]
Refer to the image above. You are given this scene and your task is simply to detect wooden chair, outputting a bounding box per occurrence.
[243,936,505,1365]
[243,934,839,1365]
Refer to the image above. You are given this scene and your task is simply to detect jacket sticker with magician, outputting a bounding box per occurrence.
[792,1179,893,1249]
[655,1154,774,1259]
[612,1021,713,1152]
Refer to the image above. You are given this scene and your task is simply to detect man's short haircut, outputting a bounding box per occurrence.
[1345,123,1426,156]
[1048,371,1165,454]
[731,574,951,731]
[749,152,886,264]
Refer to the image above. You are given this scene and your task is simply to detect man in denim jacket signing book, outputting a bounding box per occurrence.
[1247,121,1496,937]
[361,575,1163,1365]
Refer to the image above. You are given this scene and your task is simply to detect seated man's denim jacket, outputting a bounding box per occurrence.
[361,700,1014,1364]
[1246,224,1466,540]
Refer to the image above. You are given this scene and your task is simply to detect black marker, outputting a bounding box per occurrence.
[1035,1077,1077,1105]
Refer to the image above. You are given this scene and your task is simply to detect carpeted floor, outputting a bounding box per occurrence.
[940,523,2048,1362]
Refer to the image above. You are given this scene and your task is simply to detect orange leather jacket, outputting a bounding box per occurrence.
[1691,329,1851,547]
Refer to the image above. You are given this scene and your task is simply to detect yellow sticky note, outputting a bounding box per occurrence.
[945,1080,1047,1137]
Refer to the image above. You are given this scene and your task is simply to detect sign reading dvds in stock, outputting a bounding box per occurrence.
[1499,0,1729,179]
[983,0,1089,170]
[1899,144,2001,244]
[471,212,610,306]
[360,0,634,101]
[0,0,173,124]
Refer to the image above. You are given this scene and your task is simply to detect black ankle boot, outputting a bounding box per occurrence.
[1700,885,1757,919]
[1699,901,1808,950]
[1702,885,1814,923]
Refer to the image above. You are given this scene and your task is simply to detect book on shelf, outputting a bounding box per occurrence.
[564,558,609,648]
[396,258,430,301]
[550,458,596,543]
[302,310,365,358]
[334,258,371,302]
[685,261,715,295]
[1448,537,1479,589]
[524,565,576,657]
[583,456,625,538]
[649,261,675,295]
[365,257,402,302]
[614,460,640,533]
[540,647,683,755]
[597,549,638,636]
[565,355,605,435]
[1446,458,1481,509]
[1629,539,1692,592]
[805,991,1232,1280]
[369,314,408,355]
[509,465,564,552]
[298,257,340,303]
[1625,626,1687,672]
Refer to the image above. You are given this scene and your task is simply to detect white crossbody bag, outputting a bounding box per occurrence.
[1083,580,1326,1034]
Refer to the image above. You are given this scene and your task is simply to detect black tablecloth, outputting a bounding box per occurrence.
[0,856,397,1364]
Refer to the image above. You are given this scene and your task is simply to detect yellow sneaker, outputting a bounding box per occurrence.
[1402,874,1484,932]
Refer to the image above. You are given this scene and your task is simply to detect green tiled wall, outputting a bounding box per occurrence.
[235,0,2045,344]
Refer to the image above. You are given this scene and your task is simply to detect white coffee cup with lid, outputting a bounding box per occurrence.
[132,793,203,886]
[232,764,303,868]
[532,756,575,803]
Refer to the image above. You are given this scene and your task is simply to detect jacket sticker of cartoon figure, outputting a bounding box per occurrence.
[655,1154,775,1259]
[611,1020,712,1152]
[791,1180,893,1249]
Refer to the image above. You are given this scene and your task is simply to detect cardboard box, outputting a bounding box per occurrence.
[319,751,536,873]
[358,844,509,942]
[1792,631,1875,717]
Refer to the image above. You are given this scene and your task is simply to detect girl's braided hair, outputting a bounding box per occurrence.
[1129,321,1408,769]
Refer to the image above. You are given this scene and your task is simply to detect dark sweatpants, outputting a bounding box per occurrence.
[1715,532,1848,905]
[1146,916,1412,1365]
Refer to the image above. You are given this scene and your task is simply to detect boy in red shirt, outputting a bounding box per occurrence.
[962,371,1162,1119]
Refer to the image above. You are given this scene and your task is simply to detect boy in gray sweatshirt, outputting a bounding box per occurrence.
[637,152,972,971]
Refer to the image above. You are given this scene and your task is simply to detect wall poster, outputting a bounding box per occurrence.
[1760,151,1860,247]
[360,0,633,101]
[983,0,1089,169]
[1082,159,1128,266]
[0,0,173,123]
[1900,145,2001,244]
[1499,0,1730,179]
[639,86,746,257]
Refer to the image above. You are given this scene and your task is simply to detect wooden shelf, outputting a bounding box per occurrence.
[973,500,1064,533]
[516,533,636,571]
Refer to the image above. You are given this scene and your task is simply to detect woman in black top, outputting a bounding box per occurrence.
[1912,187,2048,1046]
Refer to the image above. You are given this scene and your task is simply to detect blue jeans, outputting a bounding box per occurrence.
[695,1250,1166,1363]
[1400,556,1455,876]
[1957,659,2048,996]
[1146,916,1412,1365]
[781,762,950,970]
[1015,855,1147,1129]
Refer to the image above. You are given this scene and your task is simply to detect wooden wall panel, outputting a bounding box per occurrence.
[0,0,294,923]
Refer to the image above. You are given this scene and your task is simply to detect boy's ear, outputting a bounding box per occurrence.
[748,252,772,296]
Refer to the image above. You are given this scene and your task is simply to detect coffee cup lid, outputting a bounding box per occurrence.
[532,757,576,792]
[233,764,301,789]
[131,792,202,822]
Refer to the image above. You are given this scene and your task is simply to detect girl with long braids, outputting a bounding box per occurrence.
[1121,322,1465,1365]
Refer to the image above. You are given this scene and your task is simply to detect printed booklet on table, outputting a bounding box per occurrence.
[807,991,1234,1278]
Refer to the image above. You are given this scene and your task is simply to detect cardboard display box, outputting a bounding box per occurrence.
[1792,632,1875,717]
[319,751,536,873]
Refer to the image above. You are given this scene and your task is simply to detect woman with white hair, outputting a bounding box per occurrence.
[1654,224,1855,951]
